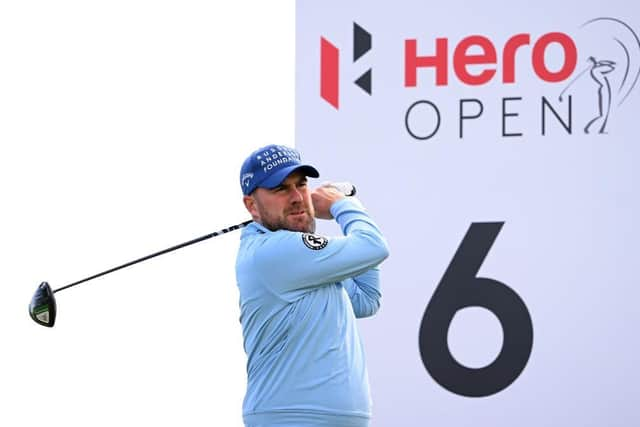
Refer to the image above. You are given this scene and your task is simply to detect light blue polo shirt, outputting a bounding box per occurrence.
[235,198,389,427]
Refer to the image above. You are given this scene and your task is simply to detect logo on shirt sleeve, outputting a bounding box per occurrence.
[302,233,329,250]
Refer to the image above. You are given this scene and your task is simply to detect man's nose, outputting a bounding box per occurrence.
[289,187,303,202]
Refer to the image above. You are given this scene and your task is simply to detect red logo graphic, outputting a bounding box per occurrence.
[404,32,577,87]
[320,23,372,109]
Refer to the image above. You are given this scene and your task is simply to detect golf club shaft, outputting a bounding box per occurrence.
[53,220,253,294]
[52,182,356,294]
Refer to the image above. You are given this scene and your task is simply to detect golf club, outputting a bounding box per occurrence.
[29,182,356,327]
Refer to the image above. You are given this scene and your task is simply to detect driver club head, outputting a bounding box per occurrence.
[29,282,57,327]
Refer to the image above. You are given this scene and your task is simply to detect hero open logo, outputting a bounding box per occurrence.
[320,17,639,141]
[302,233,329,250]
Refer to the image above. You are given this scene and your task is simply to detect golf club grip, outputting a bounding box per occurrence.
[53,220,253,293]
[325,182,356,197]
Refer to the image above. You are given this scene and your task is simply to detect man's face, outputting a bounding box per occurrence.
[244,170,316,233]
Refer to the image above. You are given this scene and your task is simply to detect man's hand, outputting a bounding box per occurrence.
[311,186,345,219]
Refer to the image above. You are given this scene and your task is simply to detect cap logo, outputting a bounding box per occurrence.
[256,147,301,173]
[241,172,254,188]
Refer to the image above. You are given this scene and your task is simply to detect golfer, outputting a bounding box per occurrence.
[236,144,390,427]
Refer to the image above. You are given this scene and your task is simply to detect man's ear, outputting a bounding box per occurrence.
[243,194,260,221]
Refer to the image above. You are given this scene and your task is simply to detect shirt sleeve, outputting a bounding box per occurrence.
[251,198,389,301]
[342,267,381,318]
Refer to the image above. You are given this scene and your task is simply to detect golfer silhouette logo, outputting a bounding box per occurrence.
[558,17,640,135]
[584,56,616,133]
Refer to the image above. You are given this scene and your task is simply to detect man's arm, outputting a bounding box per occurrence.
[250,197,389,301]
[334,192,385,318]
[342,267,382,318]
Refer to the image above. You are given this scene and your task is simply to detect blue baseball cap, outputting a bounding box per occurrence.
[240,144,320,195]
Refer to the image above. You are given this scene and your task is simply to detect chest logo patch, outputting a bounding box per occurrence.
[302,233,328,250]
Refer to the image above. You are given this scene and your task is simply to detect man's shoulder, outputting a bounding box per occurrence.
[240,223,287,245]
[238,224,289,262]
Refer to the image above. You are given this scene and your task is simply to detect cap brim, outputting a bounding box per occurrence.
[260,164,320,189]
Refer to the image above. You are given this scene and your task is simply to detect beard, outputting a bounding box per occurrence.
[254,199,316,233]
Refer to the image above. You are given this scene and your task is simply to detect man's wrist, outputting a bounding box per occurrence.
[330,197,365,218]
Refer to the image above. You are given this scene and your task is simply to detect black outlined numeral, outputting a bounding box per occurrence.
[419,222,533,397]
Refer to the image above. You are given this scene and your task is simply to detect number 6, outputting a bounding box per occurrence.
[419,222,533,397]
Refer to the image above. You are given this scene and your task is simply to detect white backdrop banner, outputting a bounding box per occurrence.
[296,1,639,425]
